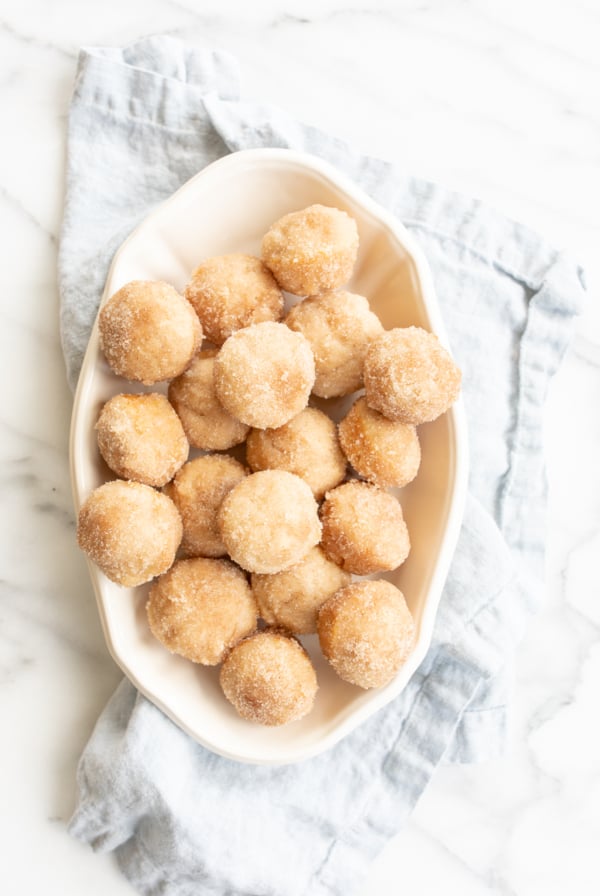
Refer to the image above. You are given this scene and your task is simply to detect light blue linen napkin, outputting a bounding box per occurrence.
[60,37,586,896]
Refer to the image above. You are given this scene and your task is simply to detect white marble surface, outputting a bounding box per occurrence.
[2,1,599,893]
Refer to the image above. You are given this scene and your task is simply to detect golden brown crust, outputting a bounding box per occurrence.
[146,557,257,665]
[77,480,182,587]
[98,280,201,384]
[338,397,420,489]
[285,290,383,397]
[319,480,410,575]
[164,455,247,558]
[220,630,318,725]
[262,205,359,296]
[364,327,461,424]
[213,322,315,430]
[217,470,321,574]
[251,546,351,635]
[95,392,188,487]
[246,406,346,500]
[168,350,249,450]
[317,580,415,688]
[184,254,284,345]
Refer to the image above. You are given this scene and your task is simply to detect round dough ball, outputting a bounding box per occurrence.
[77,480,182,587]
[218,470,321,574]
[338,397,420,489]
[262,204,359,296]
[95,393,188,487]
[320,480,410,575]
[168,350,249,450]
[220,630,318,725]
[146,557,257,665]
[184,254,284,345]
[246,407,346,499]
[252,546,350,635]
[318,580,415,689]
[213,322,315,430]
[99,280,202,384]
[364,327,461,424]
[285,290,383,397]
[164,455,247,558]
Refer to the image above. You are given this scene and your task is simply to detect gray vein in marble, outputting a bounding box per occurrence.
[0,581,108,667]
[0,184,57,243]
[0,18,76,59]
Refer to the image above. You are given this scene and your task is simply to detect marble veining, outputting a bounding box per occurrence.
[1,2,599,894]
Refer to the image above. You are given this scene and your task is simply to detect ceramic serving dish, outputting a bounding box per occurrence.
[70,148,468,764]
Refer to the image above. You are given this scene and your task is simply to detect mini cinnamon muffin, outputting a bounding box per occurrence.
[252,546,351,635]
[262,205,359,296]
[95,392,188,487]
[147,558,257,665]
[220,630,318,725]
[164,455,247,558]
[99,280,201,384]
[318,580,415,688]
[77,480,182,587]
[218,470,321,574]
[320,480,410,575]
[338,397,420,489]
[364,327,461,424]
[246,406,346,499]
[213,322,315,430]
[285,290,383,397]
[184,254,284,345]
[168,350,249,450]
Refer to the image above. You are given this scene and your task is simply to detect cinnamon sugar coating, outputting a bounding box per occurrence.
[318,580,415,689]
[77,480,182,587]
[184,254,284,345]
[146,557,257,665]
[320,480,410,575]
[220,630,318,725]
[218,470,321,574]
[168,350,249,450]
[246,406,346,499]
[262,204,359,296]
[338,397,420,489]
[98,280,201,384]
[364,327,461,424]
[213,322,315,430]
[285,290,383,397]
[252,546,351,635]
[164,455,247,558]
[95,392,188,487]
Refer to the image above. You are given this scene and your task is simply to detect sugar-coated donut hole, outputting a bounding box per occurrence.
[77,480,182,587]
[338,396,421,489]
[164,455,247,558]
[98,280,201,384]
[213,321,315,430]
[168,350,250,450]
[252,546,351,635]
[95,392,188,487]
[318,580,415,689]
[364,326,461,424]
[246,406,346,500]
[262,204,359,296]
[184,254,284,345]
[285,290,383,398]
[146,557,257,665]
[320,480,410,575]
[218,470,321,574]
[220,630,318,725]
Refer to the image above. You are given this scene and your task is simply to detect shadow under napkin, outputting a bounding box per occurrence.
[59,38,586,896]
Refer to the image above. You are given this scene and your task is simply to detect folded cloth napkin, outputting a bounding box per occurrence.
[60,37,586,896]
